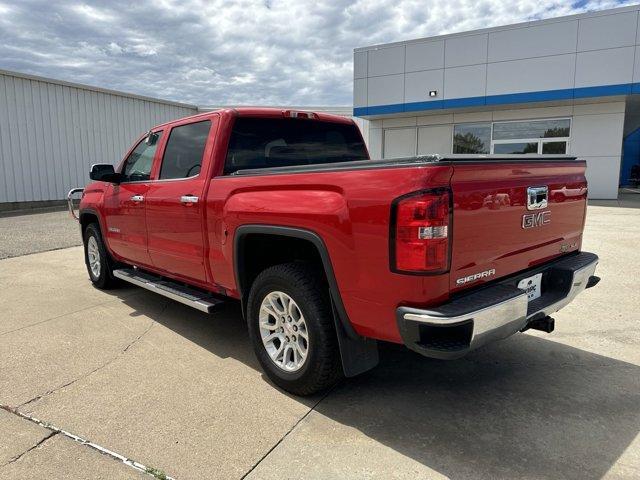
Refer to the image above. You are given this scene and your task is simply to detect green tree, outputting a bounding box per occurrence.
[453,133,487,154]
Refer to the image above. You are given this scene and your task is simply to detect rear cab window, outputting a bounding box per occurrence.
[224,117,368,174]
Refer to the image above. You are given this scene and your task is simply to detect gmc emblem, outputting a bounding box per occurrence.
[522,211,551,229]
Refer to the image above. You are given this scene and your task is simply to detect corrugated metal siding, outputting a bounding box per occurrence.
[0,72,197,203]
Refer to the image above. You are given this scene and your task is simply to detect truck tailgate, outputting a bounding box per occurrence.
[449,159,587,293]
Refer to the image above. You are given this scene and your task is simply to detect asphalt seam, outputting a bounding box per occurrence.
[17,316,158,410]
[0,242,82,261]
[0,405,173,479]
[239,384,336,479]
[0,430,58,468]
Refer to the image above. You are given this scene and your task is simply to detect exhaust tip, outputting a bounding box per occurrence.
[586,275,601,289]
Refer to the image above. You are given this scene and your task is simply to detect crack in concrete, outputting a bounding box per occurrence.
[1,430,58,468]
[0,301,173,477]
[0,405,173,479]
[16,303,167,410]
[240,384,336,479]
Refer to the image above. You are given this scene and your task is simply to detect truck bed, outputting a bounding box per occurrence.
[211,153,586,343]
[230,154,579,176]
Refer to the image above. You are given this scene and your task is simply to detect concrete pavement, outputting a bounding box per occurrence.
[0,203,639,479]
[2,417,147,480]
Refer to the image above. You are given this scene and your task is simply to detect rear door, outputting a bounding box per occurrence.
[103,132,163,267]
[145,117,216,283]
[449,158,587,293]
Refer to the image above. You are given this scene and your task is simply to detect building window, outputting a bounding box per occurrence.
[541,141,567,154]
[453,123,491,154]
[453,118,571,155]
[493,142,538,154]
[492,119,570,140]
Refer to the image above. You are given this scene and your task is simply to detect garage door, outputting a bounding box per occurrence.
[418,125,453,156]
[384,125,453,158]
[383,128,416,158]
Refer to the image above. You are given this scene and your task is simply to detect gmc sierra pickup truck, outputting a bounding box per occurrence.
[68,108,600,395]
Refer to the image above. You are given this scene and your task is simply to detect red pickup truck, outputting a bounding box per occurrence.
[69,108,599,395]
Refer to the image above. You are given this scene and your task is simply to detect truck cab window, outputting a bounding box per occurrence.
[224,117,368,174]
[159,120,211,180]
[121,131,163,182]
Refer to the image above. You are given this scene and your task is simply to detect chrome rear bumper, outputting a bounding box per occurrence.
[396,252,599,359]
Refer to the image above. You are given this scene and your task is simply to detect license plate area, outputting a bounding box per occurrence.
[518,273,543,301]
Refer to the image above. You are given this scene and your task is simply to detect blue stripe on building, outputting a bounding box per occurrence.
[354,82,640,117]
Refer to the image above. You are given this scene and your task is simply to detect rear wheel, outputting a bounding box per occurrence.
[83,223,119,289]
[247,262,342,395]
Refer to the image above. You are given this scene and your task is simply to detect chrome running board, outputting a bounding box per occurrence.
[113,268,224,313]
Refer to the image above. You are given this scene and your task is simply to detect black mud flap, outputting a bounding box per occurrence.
[331,300,379,377]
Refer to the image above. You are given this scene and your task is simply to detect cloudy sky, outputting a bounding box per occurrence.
[0,0,634,106]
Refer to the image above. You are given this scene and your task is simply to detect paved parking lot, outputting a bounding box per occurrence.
[0,209,81,259]
[1,202,639,479]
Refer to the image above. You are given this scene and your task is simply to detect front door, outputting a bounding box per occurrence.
[103,132,163,267]
[145,118,214,283]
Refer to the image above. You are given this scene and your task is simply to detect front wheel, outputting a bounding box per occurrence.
[247,263,342,395]
[83,223,118,289]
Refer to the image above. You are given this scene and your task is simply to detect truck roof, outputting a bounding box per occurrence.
[151,107,354,130]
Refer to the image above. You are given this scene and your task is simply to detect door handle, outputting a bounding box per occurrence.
[180,195,199,205]
[130,195,144,203]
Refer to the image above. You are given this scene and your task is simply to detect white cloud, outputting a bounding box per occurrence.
[70,3,115,22]
[128,44,158,57]
[107,42,123,54]
[0,0,635,106]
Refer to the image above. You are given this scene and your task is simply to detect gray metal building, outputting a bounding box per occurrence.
[353,4,640,199]
[0,69,197,206]
[0,72,364,208]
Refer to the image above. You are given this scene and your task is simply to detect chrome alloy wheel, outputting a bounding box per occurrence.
[87,236,101,278]
[259,291,309,372]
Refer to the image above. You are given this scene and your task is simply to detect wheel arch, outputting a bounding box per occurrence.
[79,208,120,287]
[234,225,355,335]
[79,208,118,261]
[79,208,102,235]
[233,225,379,377]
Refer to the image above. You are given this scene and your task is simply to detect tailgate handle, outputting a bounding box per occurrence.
[527,186,548,210]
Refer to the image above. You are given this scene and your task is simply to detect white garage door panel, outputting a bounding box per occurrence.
[384,128,417,158]
[584,156,621,199]
[418,125,453,155]
[570,113,624,157]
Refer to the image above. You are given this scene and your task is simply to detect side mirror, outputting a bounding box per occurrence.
[90,164,121,183]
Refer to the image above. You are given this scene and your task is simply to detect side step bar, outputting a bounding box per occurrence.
[113,269,224,313]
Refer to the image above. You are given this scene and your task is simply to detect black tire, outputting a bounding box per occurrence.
[247,262,343,395]
[83,223,119,289]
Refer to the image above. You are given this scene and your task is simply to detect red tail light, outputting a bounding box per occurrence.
[391,189,450,273]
